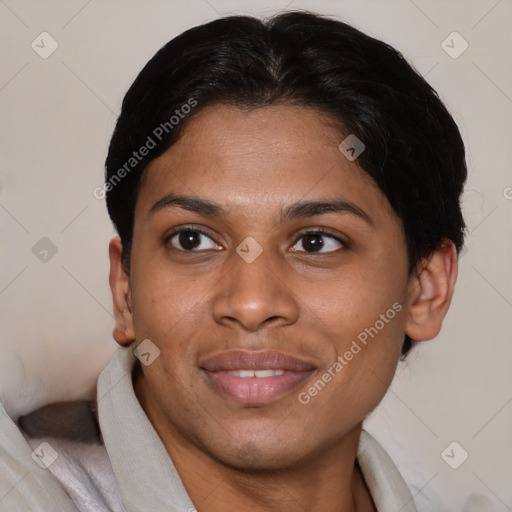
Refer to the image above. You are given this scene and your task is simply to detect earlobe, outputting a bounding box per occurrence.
[404,239,458,342]
[108,237,136,347]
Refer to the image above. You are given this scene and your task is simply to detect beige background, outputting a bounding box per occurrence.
[1,0,511,510]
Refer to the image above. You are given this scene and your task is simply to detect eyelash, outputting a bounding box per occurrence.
[164,225,348,254]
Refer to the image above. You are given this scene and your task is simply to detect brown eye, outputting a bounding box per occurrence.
[291,231,344,254]
[167,229,221,252]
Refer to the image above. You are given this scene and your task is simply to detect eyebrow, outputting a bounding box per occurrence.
[148,193,374,226]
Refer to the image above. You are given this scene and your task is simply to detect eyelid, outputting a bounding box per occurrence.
[167,224,215,238]
[292,227,348,247]
[165,224,223,249]
[293,227,349,252]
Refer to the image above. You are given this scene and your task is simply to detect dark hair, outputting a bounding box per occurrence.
[105,11,467,357]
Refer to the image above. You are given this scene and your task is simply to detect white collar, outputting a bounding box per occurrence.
[358,431,417,511]
[98,347,417,512]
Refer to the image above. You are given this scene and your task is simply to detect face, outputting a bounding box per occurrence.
[120,104,417,471]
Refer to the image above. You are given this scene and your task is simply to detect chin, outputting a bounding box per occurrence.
[197,428,313,473]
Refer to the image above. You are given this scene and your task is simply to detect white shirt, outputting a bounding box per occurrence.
[0,347,417,511]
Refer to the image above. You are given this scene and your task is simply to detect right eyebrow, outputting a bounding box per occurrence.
[148,193,227,219]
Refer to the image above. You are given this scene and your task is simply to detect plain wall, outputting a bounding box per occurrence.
[1,1,511,510]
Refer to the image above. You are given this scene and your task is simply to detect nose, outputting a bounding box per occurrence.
[212,246,300,332]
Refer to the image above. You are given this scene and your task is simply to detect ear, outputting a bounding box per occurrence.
[108,237,135,347]
[404,239,458,341]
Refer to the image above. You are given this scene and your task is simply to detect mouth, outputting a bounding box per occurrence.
[200,350,316,405]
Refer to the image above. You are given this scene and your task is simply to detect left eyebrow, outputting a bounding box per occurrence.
[148,193,373,226]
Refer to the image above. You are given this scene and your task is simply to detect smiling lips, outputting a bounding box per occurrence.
[200,350,316,405]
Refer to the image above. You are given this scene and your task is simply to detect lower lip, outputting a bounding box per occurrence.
[202,370,314,405]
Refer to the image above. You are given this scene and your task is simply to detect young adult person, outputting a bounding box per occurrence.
[1,10,466,512]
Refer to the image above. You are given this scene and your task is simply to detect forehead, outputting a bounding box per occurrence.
[136,104,396,227]
[176,103,348,169]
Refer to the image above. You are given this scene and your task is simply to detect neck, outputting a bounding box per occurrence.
[134,366,376,512]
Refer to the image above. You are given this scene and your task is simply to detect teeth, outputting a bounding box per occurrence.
[228,369,285,378]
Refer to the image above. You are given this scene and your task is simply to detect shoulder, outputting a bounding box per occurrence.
[15,400,126,512]
[0,400,78,511]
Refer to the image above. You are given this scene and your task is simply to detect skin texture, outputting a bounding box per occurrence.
[109,104,458,512]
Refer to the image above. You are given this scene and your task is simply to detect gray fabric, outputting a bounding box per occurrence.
[358,430,417,511]
[0,346,417,511]
[21,435,126,512]
[97,347,196,512]
[0,399,78,512]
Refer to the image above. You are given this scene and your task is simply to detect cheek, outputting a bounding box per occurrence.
[302,323,403,431]
[130,260,200,333]
[313,262,405,334]
[129,268,214,382]
[308,270,406,408]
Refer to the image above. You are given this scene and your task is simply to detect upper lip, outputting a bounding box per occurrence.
[200,350,316,372]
